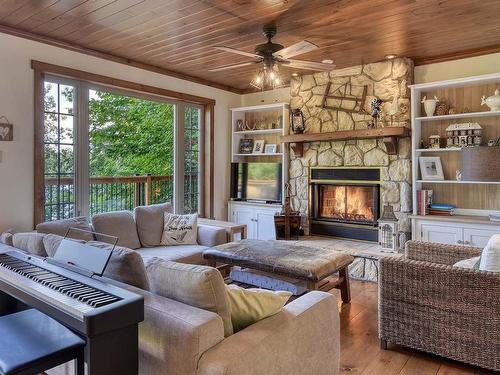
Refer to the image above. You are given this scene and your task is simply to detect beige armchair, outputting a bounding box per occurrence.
[378,241,500,372]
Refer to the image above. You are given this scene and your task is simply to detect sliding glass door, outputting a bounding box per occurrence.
[41,76,203,222]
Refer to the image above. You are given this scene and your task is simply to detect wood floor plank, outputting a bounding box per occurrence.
[399,353,441,375]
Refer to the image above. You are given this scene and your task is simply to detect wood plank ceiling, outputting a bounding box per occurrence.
[1,0,500,93]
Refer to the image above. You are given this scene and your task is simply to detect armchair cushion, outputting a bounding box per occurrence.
[479,234,500,272]
[134,203,173,247]
[146,258,233,337]
[36,217,93,241]
[92,210,141,250]
[453,256,480,269]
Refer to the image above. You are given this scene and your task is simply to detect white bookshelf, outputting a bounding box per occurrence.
[409,72,500,243]
[230,103,290,205]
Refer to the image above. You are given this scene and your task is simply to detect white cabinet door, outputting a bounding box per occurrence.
[463,228,497,248]
[255,210,277,240]
[421,223,462,245]
[231,206,256,239]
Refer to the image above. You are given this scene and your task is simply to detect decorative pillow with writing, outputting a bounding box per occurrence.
[226,284,292,332]
[160,213,197,246]
[479,234,500,272]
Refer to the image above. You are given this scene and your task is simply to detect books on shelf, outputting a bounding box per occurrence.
[417,189,433,215]
[428,203,455,216]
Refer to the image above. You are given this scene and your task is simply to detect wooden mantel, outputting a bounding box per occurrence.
[280,127,411,156]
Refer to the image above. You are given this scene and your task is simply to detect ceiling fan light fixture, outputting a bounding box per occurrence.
[250,63,284,91]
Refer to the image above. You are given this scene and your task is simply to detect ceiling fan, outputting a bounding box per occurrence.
[209,25,335,89]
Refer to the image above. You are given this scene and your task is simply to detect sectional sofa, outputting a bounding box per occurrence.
[0,203,340,375]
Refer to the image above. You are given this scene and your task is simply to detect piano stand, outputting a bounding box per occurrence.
[0,309,85,375]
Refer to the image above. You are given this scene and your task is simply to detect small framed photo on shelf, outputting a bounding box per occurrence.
[252,139,265,154]
[419,156,444,181]
[264,144,277,154]
[239,139,254,154]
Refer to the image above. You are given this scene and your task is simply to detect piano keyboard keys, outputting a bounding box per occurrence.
[0,254,120,309]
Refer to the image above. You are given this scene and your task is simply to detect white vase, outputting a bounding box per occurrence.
[421,96,439,117]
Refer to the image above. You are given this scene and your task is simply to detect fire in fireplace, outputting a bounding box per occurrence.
[310,168,381,241]
[319,185,376,224]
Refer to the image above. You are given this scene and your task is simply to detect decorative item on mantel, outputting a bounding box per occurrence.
[445,122,482,148]
[290,108,305,134]
[481,89,500,111]
[316,81,368,114]
[368,98,383,129]
[421,96,439,117]
[378,204,399,253]
[0,117,13,141]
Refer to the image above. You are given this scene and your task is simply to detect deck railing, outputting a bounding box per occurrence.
[44,174,197,221]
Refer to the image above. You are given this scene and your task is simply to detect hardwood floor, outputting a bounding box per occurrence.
[329,281,497,375]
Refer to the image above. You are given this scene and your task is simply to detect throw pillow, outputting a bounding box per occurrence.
[453,256,481,269]
[479,234,500,272]
[226,284,292,332]
[12,233,47,257]
[160,213,197,246]
[146,258,233,337]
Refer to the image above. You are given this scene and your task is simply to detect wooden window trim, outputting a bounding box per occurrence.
[33,61,215,226]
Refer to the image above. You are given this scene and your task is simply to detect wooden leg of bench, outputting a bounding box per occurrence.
[338,266,351,303]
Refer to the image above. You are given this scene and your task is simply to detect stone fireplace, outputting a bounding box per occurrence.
[288,58,413,236]
[310,168,381,241]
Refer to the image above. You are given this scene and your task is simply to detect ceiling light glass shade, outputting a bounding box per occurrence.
[250,63,284,90]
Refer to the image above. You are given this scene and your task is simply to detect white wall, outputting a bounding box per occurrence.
[0,32,240,232]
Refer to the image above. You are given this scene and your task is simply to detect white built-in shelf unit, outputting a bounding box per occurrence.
[230,103,290,205]
[410,72,500,219]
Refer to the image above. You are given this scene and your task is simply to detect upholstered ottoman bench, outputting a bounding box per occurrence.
[203,239,354,302]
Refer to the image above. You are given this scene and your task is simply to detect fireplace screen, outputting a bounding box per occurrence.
[318,185,377,225]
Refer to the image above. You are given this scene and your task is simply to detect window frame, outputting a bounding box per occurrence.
[34,62,211,225]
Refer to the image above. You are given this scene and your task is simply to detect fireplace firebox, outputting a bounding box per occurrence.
[309,168,381,241]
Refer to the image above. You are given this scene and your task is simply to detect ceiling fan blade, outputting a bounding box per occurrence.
[214,46,261,59]
[209,61,256,72]
[285,59,335,71]
[274,40,319,59]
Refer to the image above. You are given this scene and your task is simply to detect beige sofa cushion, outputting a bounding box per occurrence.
[136,245,208,265]
[134,203,173,247]
[12,233,47,257]
[36,217,93,241]
[88,241,150,290]
[146,258,233,337]
[92,210,141,250]
[42,234,149,290]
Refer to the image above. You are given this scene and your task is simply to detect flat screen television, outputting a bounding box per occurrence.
[230,162,282,203]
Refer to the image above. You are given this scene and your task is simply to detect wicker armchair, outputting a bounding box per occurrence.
[379,241,500,372]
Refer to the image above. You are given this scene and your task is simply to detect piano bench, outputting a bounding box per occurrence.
[0,309,85,375]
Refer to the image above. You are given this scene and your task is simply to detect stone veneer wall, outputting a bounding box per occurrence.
[288,58,414,233]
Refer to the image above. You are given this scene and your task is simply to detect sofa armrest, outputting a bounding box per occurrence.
[405,241,481,265]
[197,291,340,375]
[198,225,227,247]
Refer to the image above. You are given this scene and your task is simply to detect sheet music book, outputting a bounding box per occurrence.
[53,239,113,277]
